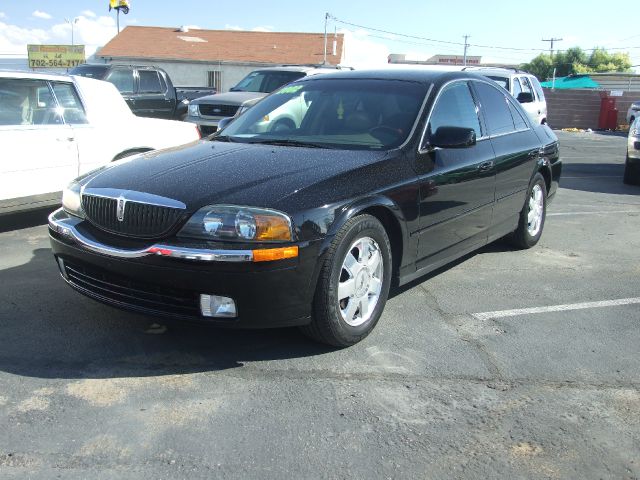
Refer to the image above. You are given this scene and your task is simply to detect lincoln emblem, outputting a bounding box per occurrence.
[116,196,127,222]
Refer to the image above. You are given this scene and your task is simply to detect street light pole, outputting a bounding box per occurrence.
[65,17,79,45]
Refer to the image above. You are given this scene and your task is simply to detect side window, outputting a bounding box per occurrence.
[0,78,59,126]
[106,69,134,94]
[520,76,534,99]
[138,70,163,94]
[474,81,516,136]
[426,81,481,143]
[512,78,523,99]
[507,98,528,130]
[51,82,88,124]
[530,76,546,102]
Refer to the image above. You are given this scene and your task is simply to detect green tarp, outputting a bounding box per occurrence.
[540,75,600,89]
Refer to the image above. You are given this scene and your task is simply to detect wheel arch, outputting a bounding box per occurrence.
[323,195,407,278]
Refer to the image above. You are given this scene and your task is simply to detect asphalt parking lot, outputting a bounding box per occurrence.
[0,130,638,479]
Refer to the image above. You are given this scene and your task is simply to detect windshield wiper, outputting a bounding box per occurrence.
[247,139,331,149]
[211,134,236,142]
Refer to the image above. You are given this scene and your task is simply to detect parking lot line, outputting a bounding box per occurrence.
[472,298,640,321]
[548,210,640,216]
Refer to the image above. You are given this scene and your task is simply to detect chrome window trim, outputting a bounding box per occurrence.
[81,188,187,210]
[48,209,253,262]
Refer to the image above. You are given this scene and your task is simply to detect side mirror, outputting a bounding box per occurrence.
[430,126,476,149]
[217,117,234,131]
[517,92,534,103]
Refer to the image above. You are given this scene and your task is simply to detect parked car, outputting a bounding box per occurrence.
[48,69,561,346]
[626,101,640,124]
[463,67,548,125]
[70,64,216,120]
[0,71,201,215]
[185,65,351,135]
[625,117,640,185]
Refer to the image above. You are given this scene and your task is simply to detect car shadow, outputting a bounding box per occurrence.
[560,163,639,195]
[0,247,336,381]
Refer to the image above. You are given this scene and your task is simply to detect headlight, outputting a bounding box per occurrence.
[62,182,84,218]
[179,205,293,242]
[188,104,200,117]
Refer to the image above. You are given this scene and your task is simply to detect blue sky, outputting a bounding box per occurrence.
[1,0,638,69]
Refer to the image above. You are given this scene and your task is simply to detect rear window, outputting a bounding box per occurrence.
[231,71,307,93]
[70,65,109,79]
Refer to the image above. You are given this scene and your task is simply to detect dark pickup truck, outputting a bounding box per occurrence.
[70,64,215,120]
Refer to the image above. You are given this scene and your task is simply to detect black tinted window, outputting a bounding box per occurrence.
[428,81,481,139]
[474,82,515,136]
[138,70,163,93]
[507,99,528,130]
[106,69,134,93]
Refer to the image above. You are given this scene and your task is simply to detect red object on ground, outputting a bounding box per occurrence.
[598,97,617,130]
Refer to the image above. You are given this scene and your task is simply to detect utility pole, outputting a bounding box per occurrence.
[462,35,470,66]
[542,37,562,58]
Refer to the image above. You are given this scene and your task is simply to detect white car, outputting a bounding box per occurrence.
[626,101,640,124]
[0,71,201,215]
[625,117,640,185]
[463,67,548,125]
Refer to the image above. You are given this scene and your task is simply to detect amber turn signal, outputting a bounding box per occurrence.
[255,215,292,241]
[252,246,299,262]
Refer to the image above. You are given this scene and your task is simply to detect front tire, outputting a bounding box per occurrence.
[623,155,640,185]
[509,172,547,249]
[301,215,392,347]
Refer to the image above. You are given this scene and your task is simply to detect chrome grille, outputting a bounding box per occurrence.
[198,104,239,117]
[82,194,184,238]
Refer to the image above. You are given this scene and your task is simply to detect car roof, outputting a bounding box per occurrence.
[462,67,531,78]
[249,65,350,74]
[0,70,75,82]
[297,68,487,85]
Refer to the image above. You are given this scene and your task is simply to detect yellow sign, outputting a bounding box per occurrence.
[27,44,85,69]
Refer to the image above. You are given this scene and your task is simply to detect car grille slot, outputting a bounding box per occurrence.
[198,104,239,117]
[63,260,201,317]
[82,194,183,238]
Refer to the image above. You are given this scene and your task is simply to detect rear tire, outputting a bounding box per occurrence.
[509,173,547,249]
[300,214,392,347]
[623,155,640,185]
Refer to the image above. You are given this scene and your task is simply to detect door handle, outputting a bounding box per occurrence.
[56,137,75,142]
[477,161,494,172]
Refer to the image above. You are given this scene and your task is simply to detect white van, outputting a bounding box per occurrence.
[464,67,548,125]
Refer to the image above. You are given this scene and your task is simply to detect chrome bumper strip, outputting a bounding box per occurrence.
[48,208,253,262]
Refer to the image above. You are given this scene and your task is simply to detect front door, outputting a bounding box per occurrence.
[415,80,496,269]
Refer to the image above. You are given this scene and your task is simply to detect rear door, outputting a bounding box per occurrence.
[0,77,78,211]
[472,80,541,237]
[415,80,496,268]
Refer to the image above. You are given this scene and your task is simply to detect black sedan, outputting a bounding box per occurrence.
[49,70,561,347]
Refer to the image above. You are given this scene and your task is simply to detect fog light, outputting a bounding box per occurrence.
[200,294,237,318]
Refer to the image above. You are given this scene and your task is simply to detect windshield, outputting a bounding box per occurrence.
[218,78,427,151]
[70,65,109,79]
[230,71,307,93]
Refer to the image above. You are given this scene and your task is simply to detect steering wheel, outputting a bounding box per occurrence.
[368,125,403,142]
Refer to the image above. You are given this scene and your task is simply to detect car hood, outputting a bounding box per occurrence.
[83,140,389,212]
[191,91,268,105]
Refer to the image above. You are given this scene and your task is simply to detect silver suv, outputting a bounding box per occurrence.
[186,65,349,135]
[463,67,547,125]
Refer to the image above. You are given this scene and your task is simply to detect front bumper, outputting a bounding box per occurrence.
[184,115,222,136]
[48,209,317,328]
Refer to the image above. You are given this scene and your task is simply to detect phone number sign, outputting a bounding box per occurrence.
[27,44,85,69]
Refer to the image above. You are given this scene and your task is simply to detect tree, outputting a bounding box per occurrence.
[521,47,632,81]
